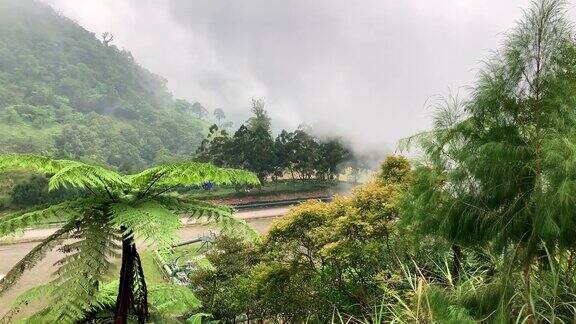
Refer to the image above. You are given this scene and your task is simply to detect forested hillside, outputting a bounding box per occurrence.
[0,0,208,171]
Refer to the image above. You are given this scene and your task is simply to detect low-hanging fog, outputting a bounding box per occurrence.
[43,0,575,155]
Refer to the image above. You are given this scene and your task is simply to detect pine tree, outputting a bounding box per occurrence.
[401,0,576,320]
[0,154,259,323]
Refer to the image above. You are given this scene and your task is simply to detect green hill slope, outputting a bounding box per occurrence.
[0,0,208,171]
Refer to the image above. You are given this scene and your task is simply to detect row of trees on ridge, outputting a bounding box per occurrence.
[195,99,353,183]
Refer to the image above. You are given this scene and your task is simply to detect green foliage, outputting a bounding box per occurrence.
[0,154,259,322]
[197,106,353,183]
[397,0,576,322]
[0,0,209,169]
[189,235,260,322]
[130,161,260,191]
[189,157,411,322]
[88,280,201,320]
[45,212,118,322]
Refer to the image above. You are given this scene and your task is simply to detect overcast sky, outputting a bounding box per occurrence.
[43,0,576,153]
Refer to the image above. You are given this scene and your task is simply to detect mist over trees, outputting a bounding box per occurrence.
[195,99,353,182]
[6,0,576,323]
[189,1,576,322]
[0,0,210,171]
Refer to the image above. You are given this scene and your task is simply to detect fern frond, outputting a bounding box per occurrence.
[0,153,128,193]
[46,212,119,323]
[130,162,260,194]
[0,198,95,237]
[148,283,201,316]
[0,220,76,297]
[157,196,260,243]
[0,154,71,174]
[0,284,54,324]
[48,162,127,192]
[111,201,181,250]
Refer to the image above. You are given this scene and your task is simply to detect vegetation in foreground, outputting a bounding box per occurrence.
[178,0,576,323]
[0,155,259,323]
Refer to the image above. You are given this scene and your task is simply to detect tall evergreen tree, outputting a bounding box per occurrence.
[213,108,226,127]
[402,0,576,320]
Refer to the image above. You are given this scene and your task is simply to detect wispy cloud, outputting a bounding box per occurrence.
[45,0,571,154]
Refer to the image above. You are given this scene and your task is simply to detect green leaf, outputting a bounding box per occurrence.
[46,212,119,323]
[186,313,214,324]
[0,154,69,174]
[48,162,127,192]
[130,162,260,194]
[0,198,94,237]
[111,201,181,250]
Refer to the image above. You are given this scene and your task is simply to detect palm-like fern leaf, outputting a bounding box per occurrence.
[158,196,260,242]
[110,201,181,250]
[48,163,127,192]
[46,212,119,323]
[0,198,95,236]
[130,162,260,194]
[0,154,70,174]
[0,154,127,193]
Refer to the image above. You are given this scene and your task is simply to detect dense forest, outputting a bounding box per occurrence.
[0,0,208,171]
[197,99,353,183]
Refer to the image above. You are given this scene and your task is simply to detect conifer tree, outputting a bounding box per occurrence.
[401,0,576,320]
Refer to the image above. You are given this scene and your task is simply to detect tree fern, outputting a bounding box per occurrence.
[0,153,259,323]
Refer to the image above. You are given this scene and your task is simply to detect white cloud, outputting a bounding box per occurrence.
[43,0,576,153]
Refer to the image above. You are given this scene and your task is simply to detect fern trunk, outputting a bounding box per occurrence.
[114,228,150,324]
[452,245,462,282]
[115,232,134,324]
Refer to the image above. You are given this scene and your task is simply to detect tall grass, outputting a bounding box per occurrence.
[332,248,576,323]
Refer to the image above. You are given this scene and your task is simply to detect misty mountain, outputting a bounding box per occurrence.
[0,0,208,171]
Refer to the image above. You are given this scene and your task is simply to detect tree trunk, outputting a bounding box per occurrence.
[452,245,462,283]
[523,263,534,324]
[115,231,135,324]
